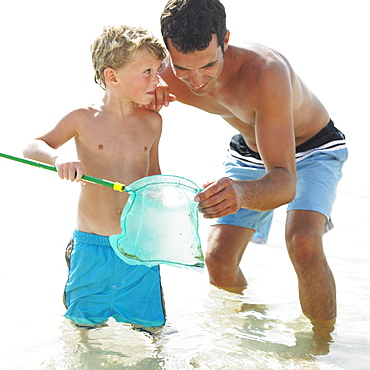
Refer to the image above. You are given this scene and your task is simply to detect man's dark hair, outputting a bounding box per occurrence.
[160,0,227,54]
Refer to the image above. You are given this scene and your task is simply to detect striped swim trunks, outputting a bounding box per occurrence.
[216,120,348,244]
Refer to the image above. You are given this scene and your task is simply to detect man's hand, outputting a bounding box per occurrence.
[194,177,243,218]
[141,75,176,111]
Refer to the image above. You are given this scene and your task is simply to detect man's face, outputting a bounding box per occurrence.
[167,34,227,96]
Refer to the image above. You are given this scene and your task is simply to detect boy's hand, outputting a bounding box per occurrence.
[54,157,84,182]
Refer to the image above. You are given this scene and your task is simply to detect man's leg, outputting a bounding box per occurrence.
[205,224,255,293]
[285,210,336,322]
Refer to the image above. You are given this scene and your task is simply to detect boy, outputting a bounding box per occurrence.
[23,25,167,327]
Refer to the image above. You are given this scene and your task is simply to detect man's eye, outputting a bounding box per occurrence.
[202,62,217,70]
[144,69,151,74]
[171,63,187,71]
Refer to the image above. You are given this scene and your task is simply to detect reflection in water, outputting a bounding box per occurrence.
[236,303,334,359]
[44,321,165,369]
[2,197,368,369]
[45,284,334,370]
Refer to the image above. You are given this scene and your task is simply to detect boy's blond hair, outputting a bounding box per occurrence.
[91,25,167,90]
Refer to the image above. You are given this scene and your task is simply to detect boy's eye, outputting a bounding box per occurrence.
[144,69,151,74]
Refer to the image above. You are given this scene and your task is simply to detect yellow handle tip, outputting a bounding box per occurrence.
[113,182,126,192]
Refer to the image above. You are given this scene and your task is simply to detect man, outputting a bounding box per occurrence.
[157,0,347,326]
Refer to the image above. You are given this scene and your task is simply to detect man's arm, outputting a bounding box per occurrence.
[147,72,176,111]
[147,60,178,111]
[195,60,297,218]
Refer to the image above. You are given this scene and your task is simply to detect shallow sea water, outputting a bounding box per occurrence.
[1,163,369,369]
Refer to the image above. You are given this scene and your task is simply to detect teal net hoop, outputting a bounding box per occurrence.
[109,175,204,269]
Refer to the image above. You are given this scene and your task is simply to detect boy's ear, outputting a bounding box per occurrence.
[104,68,118,87]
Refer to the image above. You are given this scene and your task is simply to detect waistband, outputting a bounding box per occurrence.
[73,230,111,247]
[228,120,346,165]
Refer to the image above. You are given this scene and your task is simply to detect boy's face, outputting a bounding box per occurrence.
[116,48,162,105]
[167,34,228,96]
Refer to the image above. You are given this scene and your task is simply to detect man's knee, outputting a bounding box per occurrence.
[205,242,246,288]
[205,225,252,272]
[286,228,324,268]
[286,211,328,266]
[205,243,234,275]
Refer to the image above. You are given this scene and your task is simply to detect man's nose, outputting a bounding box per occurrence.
[188,70,206,89]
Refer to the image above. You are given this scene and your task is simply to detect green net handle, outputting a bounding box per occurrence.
[0,152,126,192]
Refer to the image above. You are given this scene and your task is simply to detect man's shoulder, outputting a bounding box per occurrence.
[231,43,288,71]
[229,43,292,94]
[159,58,173,78]
[159,58,183,89]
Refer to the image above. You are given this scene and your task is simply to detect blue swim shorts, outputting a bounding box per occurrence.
[64,230,166,327]
[216,120,348,244]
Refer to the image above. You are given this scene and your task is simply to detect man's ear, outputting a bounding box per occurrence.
[223,31,230,52]
[104,68,118,87]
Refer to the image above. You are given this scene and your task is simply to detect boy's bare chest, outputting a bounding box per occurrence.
[76,122,153,171]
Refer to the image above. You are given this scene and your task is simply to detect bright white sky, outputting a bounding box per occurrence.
[0,0,368,182]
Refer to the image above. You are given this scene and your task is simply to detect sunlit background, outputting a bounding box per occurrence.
[1,1,369,369]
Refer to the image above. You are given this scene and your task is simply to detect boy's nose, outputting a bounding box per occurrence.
[152,74,159,85]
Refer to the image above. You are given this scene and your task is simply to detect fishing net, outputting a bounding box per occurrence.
[109,175,204,269]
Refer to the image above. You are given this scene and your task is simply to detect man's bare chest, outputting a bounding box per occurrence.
[179,93,257,138]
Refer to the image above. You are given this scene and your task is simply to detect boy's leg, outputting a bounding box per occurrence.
[64,231,114,326]
[63,238,74,309]
[285,209,336,322]
[205,224,255,293]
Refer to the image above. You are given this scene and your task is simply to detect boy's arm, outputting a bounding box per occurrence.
[23,110,84,182]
